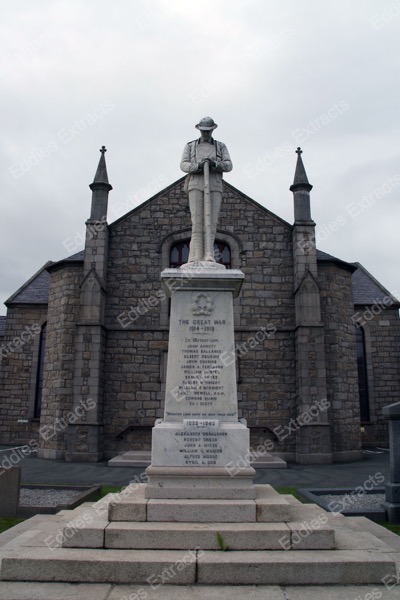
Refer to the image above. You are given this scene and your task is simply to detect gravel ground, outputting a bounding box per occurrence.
[19,488,83,507]
[319,492,386,511]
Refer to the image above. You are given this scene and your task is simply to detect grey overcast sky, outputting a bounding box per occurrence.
[1,0,400,315]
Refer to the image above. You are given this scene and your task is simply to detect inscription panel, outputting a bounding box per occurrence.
[164,290,238,422]
[175,430,228,466]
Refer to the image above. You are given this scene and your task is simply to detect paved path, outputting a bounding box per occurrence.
[0,445,389,488]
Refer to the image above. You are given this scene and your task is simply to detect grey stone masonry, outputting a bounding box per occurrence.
[101,180,299,460]
[291,187,332,463]
[319,263,362,462]
[66,150,112,462]
[38,265,81,460]
[358,306,400,448]
[0,305,47,446]
[2,168,397,463]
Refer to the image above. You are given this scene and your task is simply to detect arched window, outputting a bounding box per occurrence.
[355,325,370,421]
[34,323,47,418]
[170,240,190,267]
[214,240,231,268]
[170,239,231,268]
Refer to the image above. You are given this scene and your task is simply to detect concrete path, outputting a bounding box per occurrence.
[0,446,389,489]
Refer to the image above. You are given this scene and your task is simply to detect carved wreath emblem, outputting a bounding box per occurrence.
[191,292,214,316]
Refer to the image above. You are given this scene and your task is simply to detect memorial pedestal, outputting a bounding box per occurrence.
[145,264,255,500]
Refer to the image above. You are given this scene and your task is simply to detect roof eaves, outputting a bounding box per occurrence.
[316,250,357,273]
[352,261,400,307]
[46,250,85,273]
[5,261,53,305]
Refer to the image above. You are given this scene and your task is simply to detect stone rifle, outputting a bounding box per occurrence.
[203,159,213,262]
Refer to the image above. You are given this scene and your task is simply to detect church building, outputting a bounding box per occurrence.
[0,147,399,464]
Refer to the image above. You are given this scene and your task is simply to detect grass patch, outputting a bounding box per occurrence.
[216,532,230,551]
[98,485,123,499]
[275,486,306,502]
[381,522,400,536]
[0,518,25,534]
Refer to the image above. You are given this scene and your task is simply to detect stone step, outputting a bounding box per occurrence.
[147,498,256,523]
[62,521,335,550]
[107,451,288,469]
[197,550,397,585]
[108,452,151,467]
[144,465,257,500]
[0,548,196,584]
[105,521,334,550]
[0,547,395,585]
[108,483,291,523]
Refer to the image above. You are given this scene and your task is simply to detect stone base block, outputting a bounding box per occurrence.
[107,484,293,523]
[147,498,256,523]
[0,548,197,584]
[287,522,335,550]
[382,500,400,524]
[295,453,333,465]
[255,485,291,523]
[62,517,108,548]
[385,482,400,504]
[108,451,152,467]
[149,421,252,470]
[37,449,65,460]
[145,465,256,499]
[196,550,396,585]
[108,451,288,469]
[4,547,394,585]
[105,522,289,550]
[108,485,147,522]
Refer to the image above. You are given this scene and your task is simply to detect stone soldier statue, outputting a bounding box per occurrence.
[180,117,232,263]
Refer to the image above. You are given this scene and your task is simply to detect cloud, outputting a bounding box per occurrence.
[1,0,399,313]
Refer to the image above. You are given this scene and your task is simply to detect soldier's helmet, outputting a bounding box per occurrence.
[195,117,218,131]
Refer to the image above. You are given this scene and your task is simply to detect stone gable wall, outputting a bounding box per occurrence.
[1,180,397,461]
[0,305,47,446]
[102,182,297,458]
[355,305,400,447]
[38,265,82,459]
[106,183,295,330]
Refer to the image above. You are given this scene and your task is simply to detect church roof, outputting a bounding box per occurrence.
[351,262,400,306]
[316,249,356,273]
[5,263,52,306]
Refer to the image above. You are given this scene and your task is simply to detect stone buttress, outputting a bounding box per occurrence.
[66,147,112,461]
[290,148,333,464]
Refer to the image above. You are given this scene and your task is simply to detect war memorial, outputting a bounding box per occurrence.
[0,119,399,598]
